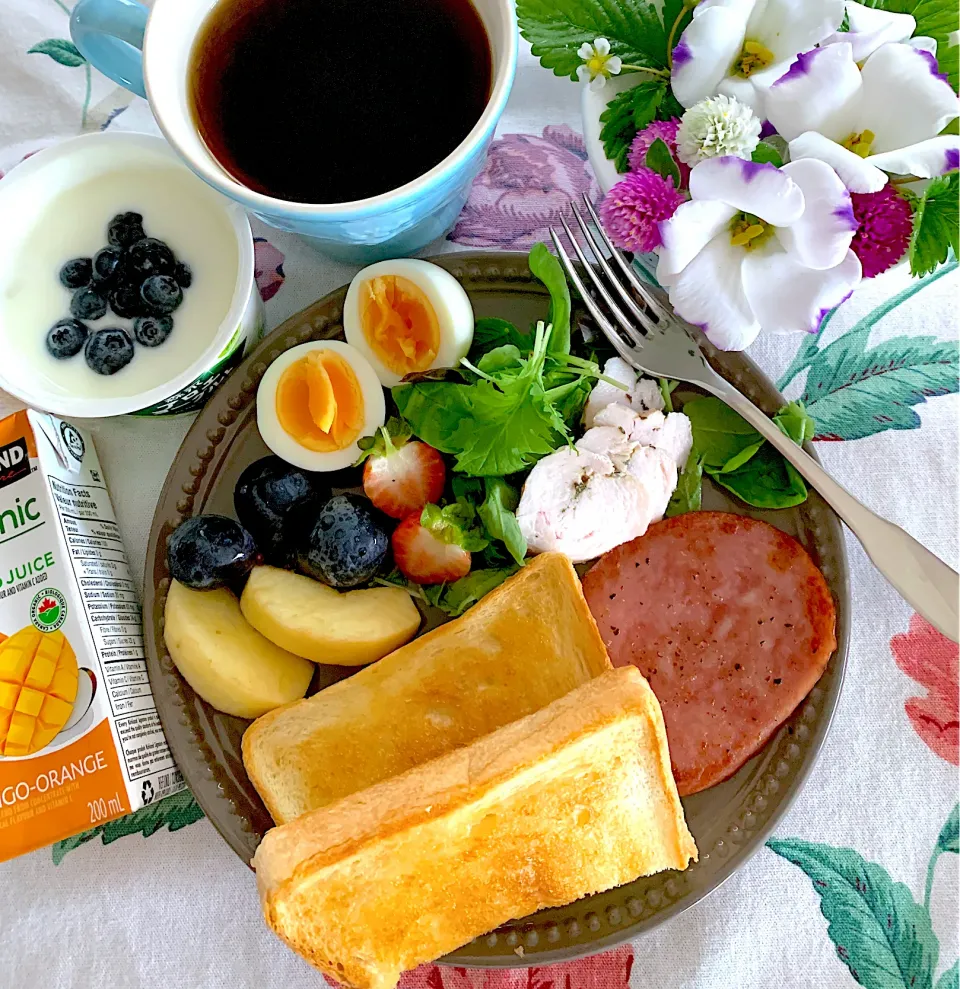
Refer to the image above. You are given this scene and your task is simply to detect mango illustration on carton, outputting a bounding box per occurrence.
[0,410,183,862]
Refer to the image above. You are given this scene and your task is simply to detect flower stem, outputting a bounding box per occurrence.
[621,64,670,78]
[666,3,694,69]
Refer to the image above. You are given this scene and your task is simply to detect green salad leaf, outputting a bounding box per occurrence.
[392,382,472,454]
[709,443,808,509]
[423,567,520,617]
[471,317,530,358]
[666,449,703,517]
[477,478,527,566]
[529,242,572,356]
[682,396,764,469]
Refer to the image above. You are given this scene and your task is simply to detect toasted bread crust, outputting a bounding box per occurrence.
[255,668,697,989]
[243,552,612,824]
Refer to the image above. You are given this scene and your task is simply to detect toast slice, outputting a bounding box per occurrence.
[254,667,697,989]
[243,552,611,824]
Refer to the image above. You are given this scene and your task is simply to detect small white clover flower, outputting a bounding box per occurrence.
[577,37,622,91]
[676,94,763,166]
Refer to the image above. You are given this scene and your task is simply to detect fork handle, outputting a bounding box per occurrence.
[705,375,959,643]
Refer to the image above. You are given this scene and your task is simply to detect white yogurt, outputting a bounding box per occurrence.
[0,133,261,417]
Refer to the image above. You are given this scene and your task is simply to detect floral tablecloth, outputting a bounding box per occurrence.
[1,4,958,988]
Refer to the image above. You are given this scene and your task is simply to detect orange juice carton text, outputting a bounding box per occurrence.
[0,410,183,861]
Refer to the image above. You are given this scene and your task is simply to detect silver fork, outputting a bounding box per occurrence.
[550,195,959,643]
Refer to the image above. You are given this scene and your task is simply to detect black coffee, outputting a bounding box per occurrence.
[188,0,492,204]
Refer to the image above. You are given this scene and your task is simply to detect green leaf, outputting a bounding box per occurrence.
[421,501,489,552]
[599,80,667,172]
[471,317,530,358]
[768,838,939,989]
[912,0,959,92]
[936,962,959,989]
[645,137,681,187]
[801,332,959,440]
[477,344,524,375]
[682,396,764,469]
[517,0,668,80]
[666,449,703,517]
[478,478,527,566]
[393,382,473,454]
[751,142,784,167]
[529,242,572,355]
[51,791,204,864]
[936,805,960,855]
[423,567,519,617]
[707,444,808,509]
[774,400,816,445]
[656,87,686,121]
[545,373,594,428]
[659,377,678,412]
[909,172,959,277]
[28,38,86,68]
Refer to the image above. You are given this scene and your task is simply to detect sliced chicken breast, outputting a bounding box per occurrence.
[582,358,664,427]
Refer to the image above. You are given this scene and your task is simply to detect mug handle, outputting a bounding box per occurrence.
[70,0,149,99]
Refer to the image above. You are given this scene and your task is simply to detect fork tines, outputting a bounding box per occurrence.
[549,195,670,356]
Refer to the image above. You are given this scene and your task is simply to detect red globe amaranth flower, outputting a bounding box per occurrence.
[599,167,685,253]
[628,118,690,187]
[849,185,913,279]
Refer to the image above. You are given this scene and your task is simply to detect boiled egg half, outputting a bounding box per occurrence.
[257,340,385,471]
[344,258,474,387]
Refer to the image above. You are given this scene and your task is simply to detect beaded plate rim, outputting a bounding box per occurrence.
[142,250,850,966]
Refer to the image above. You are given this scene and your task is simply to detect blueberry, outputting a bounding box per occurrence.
[173,261,193,288]
[234,456,322,565]
[107,212,145,249]
[133,314,174,347]
[70,286,108,320]
[91,246,123,287]
[85,327,134,375]
[297,494,388,588]
[108,281,145,319]
[140,274,183,315]
[59,257,92,289]
[46,318,88,359]
[167,514,259,590]
[125,237,175,280]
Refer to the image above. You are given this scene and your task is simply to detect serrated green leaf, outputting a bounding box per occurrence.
[909,172,959,277]
[28,38,86,67]
[51,791,204,863]
[645,137,681,187]
[768,838,939,989]
[912,0,959,92]
[752,142,784,167]
[801,331,959,440]
[656,87,686,121]
[518,0,668,80]
[599,80,666,172]
[936,962,959,989]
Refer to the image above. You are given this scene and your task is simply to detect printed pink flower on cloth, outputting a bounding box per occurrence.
[891,614,959,765]
[628,119,690,187]
[396,944,634,989]
[600,168,685,253]
[253,236,286,302]
[849,186,913,278]
[449,125,599,250]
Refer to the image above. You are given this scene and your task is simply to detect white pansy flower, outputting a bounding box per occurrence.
[577,37,623,91]
[671,0,845,112]
[656,156,862,351]
[676,94,763,165]
[765,42,960,193]
[820,1,938,62]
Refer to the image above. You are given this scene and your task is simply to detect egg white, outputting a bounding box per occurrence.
[257,340,386,472]
[343,258,474,387]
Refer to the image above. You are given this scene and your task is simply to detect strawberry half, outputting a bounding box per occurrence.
[391,514,472,585]
[358,419,446,520]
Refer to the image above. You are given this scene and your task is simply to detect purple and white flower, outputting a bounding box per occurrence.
[656,156,861,350]
[670,0,845,112]
[821,1,937,63]
[765,42,960,193]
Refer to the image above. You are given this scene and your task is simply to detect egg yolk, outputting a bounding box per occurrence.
[360,275,440,376]
[275,350,364,452]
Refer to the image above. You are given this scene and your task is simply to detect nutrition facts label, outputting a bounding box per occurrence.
[48,478,151,718]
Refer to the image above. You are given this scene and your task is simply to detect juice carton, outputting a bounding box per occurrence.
[0,409,183,861]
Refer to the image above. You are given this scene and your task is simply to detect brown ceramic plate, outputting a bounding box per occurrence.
[143,251,850,965]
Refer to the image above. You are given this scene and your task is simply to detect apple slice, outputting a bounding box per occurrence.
[164,581,313,719]
[240,566,421,666]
